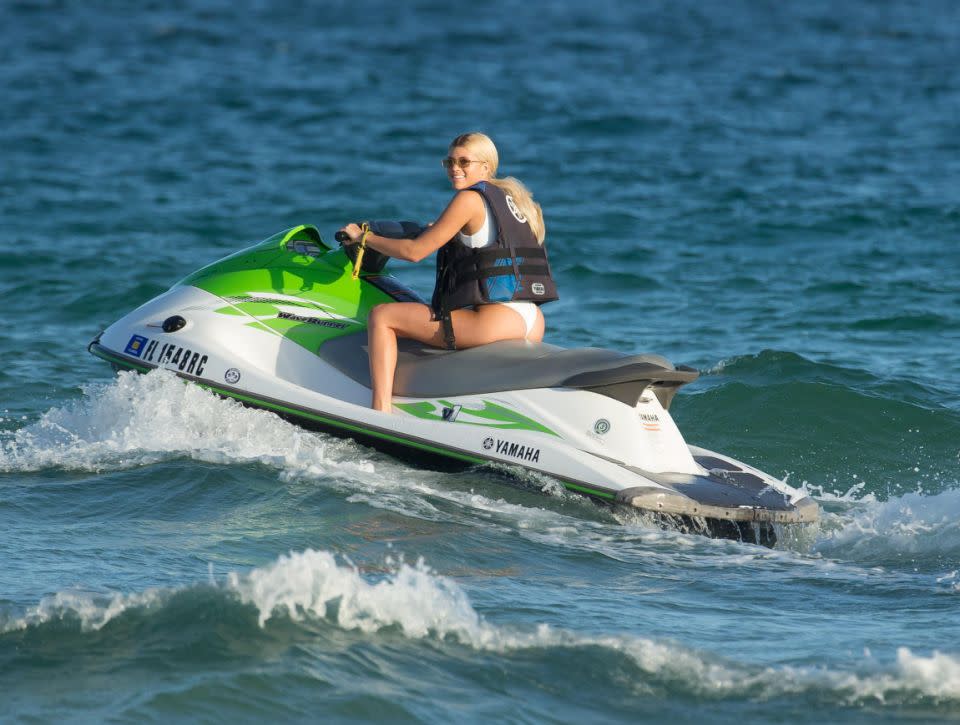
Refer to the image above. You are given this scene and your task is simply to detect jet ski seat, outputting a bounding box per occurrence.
[317,333,698,409]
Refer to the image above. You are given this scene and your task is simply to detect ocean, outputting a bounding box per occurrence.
[1,1,959,721]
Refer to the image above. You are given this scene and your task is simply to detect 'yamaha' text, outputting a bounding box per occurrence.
[494,439,540,463]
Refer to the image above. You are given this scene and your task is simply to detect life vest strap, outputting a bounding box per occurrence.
[440,308,456,350]
[463,246,548,264]
[458,264,552,284]
[449,247,547,278]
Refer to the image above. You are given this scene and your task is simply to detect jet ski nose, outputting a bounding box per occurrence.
[162,315,186,333]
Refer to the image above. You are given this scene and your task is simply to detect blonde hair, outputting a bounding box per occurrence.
[449,132,546,243]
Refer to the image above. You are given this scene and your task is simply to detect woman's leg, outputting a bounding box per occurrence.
[367,303,441,412]
[366,302,540,412]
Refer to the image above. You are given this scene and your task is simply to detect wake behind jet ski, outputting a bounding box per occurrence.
[89,223,818,546]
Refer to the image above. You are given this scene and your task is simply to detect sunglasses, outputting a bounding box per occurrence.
[441,157,485,170]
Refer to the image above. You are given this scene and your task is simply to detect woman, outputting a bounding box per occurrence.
[339,132,558,412]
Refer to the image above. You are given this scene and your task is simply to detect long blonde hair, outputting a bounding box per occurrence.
[449,132,546,243]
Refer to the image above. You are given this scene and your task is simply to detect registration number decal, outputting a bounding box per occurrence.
[140,339,208,376]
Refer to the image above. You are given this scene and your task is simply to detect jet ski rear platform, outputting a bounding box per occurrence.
[88,224,818,546]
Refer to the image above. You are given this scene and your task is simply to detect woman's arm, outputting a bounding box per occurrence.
[340,190,483,263]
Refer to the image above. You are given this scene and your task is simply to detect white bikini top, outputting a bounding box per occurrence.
[457,198,498,249]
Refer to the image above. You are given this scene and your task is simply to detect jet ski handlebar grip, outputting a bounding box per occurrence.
[350,223,371,280]
[334,231,351,243]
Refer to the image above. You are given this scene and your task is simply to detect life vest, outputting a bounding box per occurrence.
[430,182,558,347]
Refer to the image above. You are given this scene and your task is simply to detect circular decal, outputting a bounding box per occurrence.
[482,436,495,450]
[504,194,527,223]
[593,419,611,435]
[531,282,545,296]
[224,368,241,384]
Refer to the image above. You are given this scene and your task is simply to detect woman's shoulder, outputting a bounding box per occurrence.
[447,187,486,211]
[453,186,485,199]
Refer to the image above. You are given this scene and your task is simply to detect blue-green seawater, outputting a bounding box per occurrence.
[2,1,959,722]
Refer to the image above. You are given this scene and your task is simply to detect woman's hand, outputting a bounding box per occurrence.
[338,223,365,244]
[337,190,480,262]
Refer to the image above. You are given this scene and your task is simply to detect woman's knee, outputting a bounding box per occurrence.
[368,303,394,330]
[369,303,437,341]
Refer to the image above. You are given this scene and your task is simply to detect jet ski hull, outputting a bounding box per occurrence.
[88,225,818,545]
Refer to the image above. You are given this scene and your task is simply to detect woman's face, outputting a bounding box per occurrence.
[445,145,490,190]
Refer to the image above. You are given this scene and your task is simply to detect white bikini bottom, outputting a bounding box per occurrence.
[497,301,539,338]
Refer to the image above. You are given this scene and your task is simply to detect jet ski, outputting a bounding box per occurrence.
[88,224,818,545]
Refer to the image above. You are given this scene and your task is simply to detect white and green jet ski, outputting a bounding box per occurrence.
[89,224,818,545]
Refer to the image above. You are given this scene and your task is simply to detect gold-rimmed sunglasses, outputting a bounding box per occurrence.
[441,157,485,170]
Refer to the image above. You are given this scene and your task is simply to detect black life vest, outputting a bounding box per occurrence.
[430,182,558,347]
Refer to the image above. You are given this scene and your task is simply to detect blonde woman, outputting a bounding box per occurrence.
[340,132,559,412]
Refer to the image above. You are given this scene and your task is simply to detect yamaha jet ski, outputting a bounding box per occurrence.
[88,224,818,545]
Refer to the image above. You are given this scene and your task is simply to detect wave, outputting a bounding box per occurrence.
[2,548,959,708]
[677,350,960,499]
[702,349,932,397]
[561,263,661,290]
[850,313,956,332]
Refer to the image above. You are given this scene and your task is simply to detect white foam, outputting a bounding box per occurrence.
[229,549,494,640]
[482,462,580,501]
[0,369,372,476]
[897,648,960,699]
[10,587,170,632]
[812,485,960,561]
[704,358,730,375]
